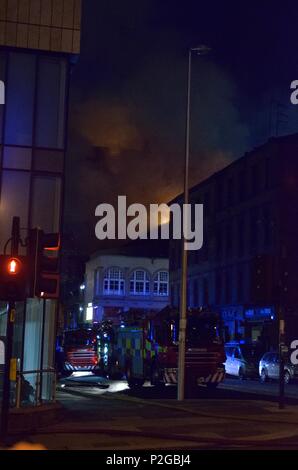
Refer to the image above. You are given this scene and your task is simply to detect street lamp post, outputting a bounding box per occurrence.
[177,45,211,401]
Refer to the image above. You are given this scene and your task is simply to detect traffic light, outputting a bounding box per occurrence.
[28,229,61,299]
[0,255,28,301]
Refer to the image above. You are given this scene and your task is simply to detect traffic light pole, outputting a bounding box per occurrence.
[0,217,20,440]
[0,301,15,439]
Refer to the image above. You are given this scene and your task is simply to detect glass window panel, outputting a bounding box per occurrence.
[3,146,32,170]
[160,284,168,294]
[4,53,35,146]
[130,270,151,295]
[103,268,125,295]
[31,176,61,232]
[34,148,64,173]
[136,282,142,292]
[0,170,30,254]
[136,271,144,281]
[35,57,66,149]
[23,299,43,372]
[42,300,56,370]
[153,271,169,296]
[41,370,55,403]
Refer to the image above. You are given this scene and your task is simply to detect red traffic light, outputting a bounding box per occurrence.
[7,258,21,276]
[0,255,28,301]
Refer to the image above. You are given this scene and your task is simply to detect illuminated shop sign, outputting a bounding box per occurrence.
[245,307,275,321]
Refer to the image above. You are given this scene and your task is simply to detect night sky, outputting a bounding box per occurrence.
[64,0,298,255]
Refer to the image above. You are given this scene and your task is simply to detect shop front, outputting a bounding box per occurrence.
[221,305,276,349]
[243,306,277,352]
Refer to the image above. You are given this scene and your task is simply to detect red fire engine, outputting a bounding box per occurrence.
[116,307,226,392]
[61,323,119,377]
[62,328,99,374]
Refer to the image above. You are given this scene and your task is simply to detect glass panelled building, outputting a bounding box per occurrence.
[0,0,81,407]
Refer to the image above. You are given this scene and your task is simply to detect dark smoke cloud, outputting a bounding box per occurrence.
[65,56,249,254]
[63,0,298,256]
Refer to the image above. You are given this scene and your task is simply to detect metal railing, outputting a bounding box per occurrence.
[14,368,56,409]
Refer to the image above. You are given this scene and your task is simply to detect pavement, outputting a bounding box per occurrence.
[9,374,298,450]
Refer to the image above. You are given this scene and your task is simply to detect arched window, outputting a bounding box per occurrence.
[130,270,150,295]
[103,268,125,295]
[153,271,169,296]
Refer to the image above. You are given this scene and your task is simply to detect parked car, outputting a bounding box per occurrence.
[224,342,258,379]
[259,352,298,384]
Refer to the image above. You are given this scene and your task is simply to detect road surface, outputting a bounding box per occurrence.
[16,373,298,450]
[59,373,298,402]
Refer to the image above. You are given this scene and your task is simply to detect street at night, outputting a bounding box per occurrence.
[58,373,298,403]
[2,0,298,463]
[13,374,298,450]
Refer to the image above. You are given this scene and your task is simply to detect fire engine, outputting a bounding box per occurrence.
[62,328,99,375]
[61,323,120,377]
[116,307,226,392]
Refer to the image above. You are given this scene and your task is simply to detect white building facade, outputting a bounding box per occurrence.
[84,253,170,324]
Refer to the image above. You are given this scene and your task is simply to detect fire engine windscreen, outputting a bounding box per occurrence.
[172,317,221,346]
[64,330,96,348]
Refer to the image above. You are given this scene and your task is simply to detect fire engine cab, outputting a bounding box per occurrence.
[116,307,226,392]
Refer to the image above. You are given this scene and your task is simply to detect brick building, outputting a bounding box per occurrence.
[170,134,298,348]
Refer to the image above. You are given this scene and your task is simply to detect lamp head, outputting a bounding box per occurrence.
[191,45,212,55]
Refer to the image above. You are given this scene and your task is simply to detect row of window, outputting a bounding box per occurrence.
[1,145,64,173]
[0,52,67,149]
[170,205,275,270]
[214,158,273,212]
[187,157,274,220]
[171,267,248,308]
[0,170,62,253]
[0,51,67,254]
[215,207,274,260]
[99,268,169,297]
